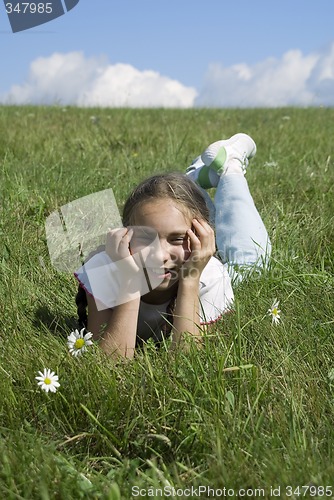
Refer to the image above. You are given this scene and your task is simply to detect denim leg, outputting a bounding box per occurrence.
[196,186,216,226]
[214,175,271,284]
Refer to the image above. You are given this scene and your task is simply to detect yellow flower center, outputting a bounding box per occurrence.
[272,308,278,315]
[74,338,85,349]
[44,377,51,385]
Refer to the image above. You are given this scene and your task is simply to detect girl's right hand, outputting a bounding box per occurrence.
[106,227,132,261]
[105,227,140,274]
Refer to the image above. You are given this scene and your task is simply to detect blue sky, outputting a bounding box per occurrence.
[1,0,334,107]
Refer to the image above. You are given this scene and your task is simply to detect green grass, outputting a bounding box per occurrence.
[0,105,333,499]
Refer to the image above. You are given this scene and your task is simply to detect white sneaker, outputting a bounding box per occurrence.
[201,133,257,176]
[186,155,220,189]
[186,133,256,189]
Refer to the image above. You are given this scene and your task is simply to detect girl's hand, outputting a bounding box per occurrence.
[106,227,133,260]
[105,227,140,274]
[181,219,216,280]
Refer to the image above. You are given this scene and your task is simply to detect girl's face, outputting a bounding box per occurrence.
[130,199,192,297]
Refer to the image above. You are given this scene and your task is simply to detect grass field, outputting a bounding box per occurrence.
[0,105,333,499]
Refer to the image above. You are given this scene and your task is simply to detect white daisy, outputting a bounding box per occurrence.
[67,328,93,357]
[36,368,60,393]
[268,299,281,325]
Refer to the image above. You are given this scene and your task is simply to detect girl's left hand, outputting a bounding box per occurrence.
[181,219,216,280]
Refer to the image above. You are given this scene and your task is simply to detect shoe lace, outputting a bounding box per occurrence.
[236,152,249,173]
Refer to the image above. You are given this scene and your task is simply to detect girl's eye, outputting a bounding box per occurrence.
[137,236,151,242]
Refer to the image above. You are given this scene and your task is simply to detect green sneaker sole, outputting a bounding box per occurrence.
[210,147,227,174]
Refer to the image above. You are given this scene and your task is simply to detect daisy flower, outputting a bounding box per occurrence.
[67,328,93,357]
[36,368,60,393]
[268,299,281,325]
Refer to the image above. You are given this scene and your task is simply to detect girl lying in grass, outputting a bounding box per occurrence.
[75,133,271,358]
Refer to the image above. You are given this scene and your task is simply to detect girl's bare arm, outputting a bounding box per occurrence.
[86,227,142,358]
[171,218,215,348]
[171,276,202,347]
[87,293,141,359]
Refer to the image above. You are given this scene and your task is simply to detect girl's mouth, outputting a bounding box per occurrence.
[150,268,174,279]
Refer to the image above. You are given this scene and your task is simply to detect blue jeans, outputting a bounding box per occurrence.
[194,175,271,284]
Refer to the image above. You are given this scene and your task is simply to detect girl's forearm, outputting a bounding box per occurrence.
[100,297,141,358]
[171,278,201,348]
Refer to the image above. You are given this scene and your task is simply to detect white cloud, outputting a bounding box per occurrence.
[2,44,334,108]
[1,51,197,108]
[78,63,197,108]
[195,43,334,107]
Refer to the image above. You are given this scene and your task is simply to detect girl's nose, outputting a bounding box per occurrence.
[140,237,169,268]
[155,239,171,263]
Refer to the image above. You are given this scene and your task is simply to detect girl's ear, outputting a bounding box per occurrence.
[183,233,192,260]
[191,224,199,238]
